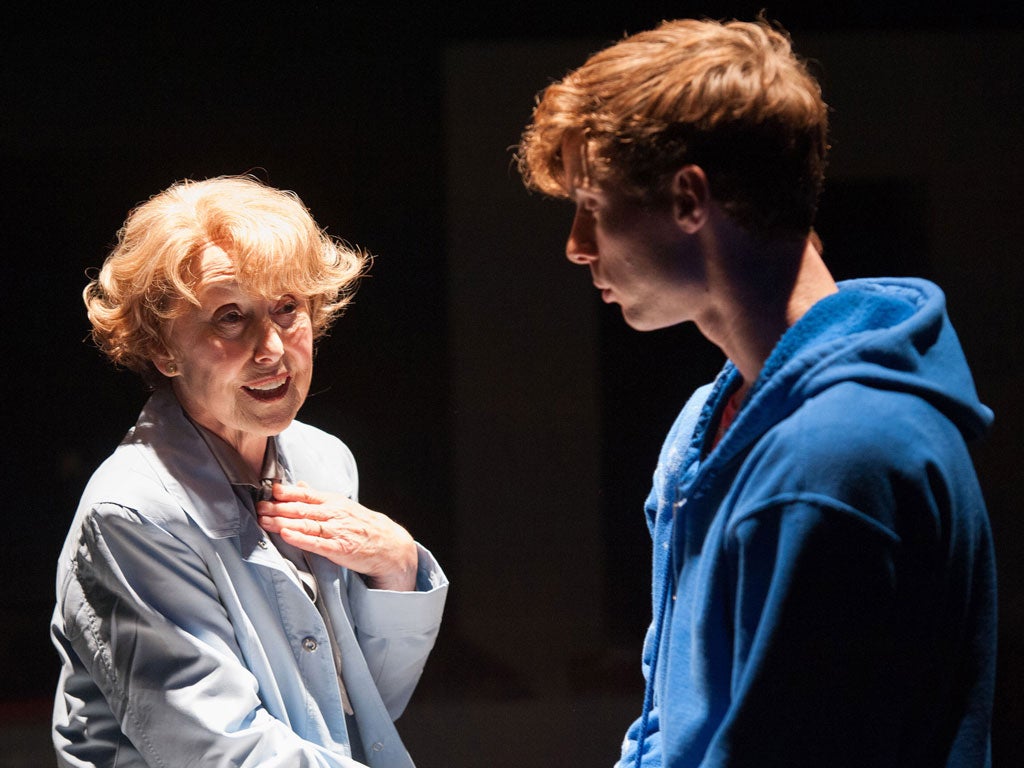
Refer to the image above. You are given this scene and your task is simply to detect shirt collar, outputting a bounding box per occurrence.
[188,419,283,502]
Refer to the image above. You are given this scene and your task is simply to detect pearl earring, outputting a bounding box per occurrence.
[167,362,177,374]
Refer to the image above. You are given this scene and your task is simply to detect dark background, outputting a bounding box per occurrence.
[3,2,1022,766]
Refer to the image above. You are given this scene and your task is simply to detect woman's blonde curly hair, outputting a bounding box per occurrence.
[84,175,367,378]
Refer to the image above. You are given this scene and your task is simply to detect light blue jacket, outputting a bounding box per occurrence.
[51,388,448,767]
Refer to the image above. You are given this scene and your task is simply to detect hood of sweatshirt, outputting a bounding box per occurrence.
[714,277,993,466]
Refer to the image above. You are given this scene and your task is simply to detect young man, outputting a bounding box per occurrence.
[518,18,996,767]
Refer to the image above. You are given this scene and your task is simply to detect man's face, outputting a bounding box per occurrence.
[560,134,704,331]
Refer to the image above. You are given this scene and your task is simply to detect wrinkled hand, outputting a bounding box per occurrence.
[257,483,418,591]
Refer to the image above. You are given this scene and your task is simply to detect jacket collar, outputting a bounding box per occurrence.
[126,387,292,539]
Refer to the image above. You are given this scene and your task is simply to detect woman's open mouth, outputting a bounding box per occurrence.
[243,377,290,402]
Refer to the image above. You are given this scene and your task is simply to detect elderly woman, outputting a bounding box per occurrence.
[50,175,448,767]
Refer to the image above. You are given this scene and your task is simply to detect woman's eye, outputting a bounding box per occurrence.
[276,298,302,316]
[272,298,302,328]
[219,310,245,324]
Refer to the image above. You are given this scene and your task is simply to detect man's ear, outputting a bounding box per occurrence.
[670,165,711,234]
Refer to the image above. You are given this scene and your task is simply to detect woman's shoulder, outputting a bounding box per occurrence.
[77,441,187,525]
[280,419,353,461]
[278,419,359,495]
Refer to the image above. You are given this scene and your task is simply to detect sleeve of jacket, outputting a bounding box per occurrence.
[692,495,906,767]
[56,501,371,768]
[346,543,449,718]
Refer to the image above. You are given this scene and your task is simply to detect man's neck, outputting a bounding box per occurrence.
[695,224,838,391]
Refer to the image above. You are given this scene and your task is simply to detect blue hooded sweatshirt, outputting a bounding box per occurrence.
[617,278,997,768]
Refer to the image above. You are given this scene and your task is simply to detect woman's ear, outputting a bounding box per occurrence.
[671,165,711,234]
[151,349,180,377]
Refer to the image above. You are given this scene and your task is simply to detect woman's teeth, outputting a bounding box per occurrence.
[244,379,289,400]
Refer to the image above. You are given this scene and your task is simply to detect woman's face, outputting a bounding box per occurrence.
[156,245,313,456]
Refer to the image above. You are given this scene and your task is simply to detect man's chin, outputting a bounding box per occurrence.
[620,306,654,332]
[621,309,685,333]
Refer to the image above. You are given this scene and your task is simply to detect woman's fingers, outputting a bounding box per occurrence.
[256,482,418,590]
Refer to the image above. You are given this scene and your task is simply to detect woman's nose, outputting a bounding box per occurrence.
[254,319,285,363]
[566,208,597,265]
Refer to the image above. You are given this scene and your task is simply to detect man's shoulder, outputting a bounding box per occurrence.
[779,382,963,458]
[736,382,973,519]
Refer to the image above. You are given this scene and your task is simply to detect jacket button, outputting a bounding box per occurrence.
[371,742,384,752]
[302,636,318,652]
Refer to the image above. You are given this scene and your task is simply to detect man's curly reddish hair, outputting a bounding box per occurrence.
[517,18,829,240]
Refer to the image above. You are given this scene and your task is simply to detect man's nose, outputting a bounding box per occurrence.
[566,208,597,265]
